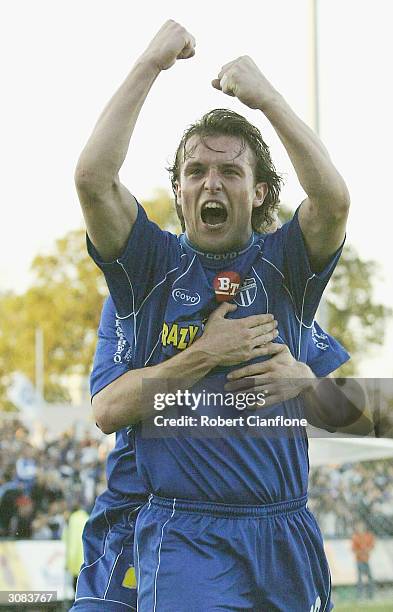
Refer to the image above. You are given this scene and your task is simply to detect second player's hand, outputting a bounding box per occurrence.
[225,343,315,407]
[142,19,196,71]
[212,56,278,111]
[196,302,279,367]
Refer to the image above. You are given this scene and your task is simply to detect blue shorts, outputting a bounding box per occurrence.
[135,495,332,612]
[71,504,141,611]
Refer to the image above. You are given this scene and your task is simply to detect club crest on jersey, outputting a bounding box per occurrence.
[234,277,257,308]
[213,271,241,302]
[172,287,201,306]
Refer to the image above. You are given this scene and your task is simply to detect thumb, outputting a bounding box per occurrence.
[214,302,237,318]
[211,78,222,90]
[178,43,196,60]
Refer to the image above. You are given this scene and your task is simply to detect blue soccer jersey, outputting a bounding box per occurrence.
[76,291,347,611]
[88,202,344,505]
[72,299,144,612]
[88,295,349,517]
[90,298,146,511]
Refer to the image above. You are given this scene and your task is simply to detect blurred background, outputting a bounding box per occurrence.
[1,0,393,609]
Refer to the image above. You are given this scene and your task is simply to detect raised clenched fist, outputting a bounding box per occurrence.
[212,56,278,111]
[143,20,196,71]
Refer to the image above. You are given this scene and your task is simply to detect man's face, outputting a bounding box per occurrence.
[176,134,267,253]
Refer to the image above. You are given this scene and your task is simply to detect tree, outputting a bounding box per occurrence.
[141,188,181,234]
[0,192,389,410]
[0,231,107,404]
[325,246,390,375]
[0,191,179,408]
[278,205,390,375]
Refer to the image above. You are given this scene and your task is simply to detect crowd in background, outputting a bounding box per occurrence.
[0,418,107,540]
[309,461,393,537]
[1,417,393,540]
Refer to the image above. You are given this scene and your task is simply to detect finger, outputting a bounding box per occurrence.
[252,330,279,346]
[226,387,270,408]
[259,394,280,409]
[212,302,237,318]
[227,361,270,381]
[178,46,196,60]
[252,342,283,359]
[217,59,238,79]
[217,74,235,97]
[264,342,288,354]
[249,321,277,338]
[228,357,276,380]
[243,385,276,401]
[243,313,275,328]
[255,342,286,356]
[229,384,271,396]
[228,363,266,380]
[178,35,196,59]
[225,377,258,392]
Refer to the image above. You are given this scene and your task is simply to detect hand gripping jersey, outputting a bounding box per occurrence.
[87,203,345,611]
[88,202,344,505]
[75,293,348,612]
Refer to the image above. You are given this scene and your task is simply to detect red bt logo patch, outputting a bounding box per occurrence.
[213,271,241,302]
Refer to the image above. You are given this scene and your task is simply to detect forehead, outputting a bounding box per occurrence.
[182,133,255,168]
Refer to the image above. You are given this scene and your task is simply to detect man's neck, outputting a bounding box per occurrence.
[183,234,255,260]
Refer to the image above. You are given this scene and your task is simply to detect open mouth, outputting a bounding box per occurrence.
[200,201,228,226]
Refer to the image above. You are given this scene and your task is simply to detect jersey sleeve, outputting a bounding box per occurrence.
[87,201,181,318]
[306,321,350,377]
[266,206,344,326]
[90,296,133,398]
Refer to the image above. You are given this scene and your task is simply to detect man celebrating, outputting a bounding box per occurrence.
[75,20,350,611]
[72,295,370,612]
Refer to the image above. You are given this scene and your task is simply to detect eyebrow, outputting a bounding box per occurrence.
[184,161,245,171]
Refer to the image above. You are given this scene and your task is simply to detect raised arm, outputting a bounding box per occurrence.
[75,20,195,261]
[212,56,350,272]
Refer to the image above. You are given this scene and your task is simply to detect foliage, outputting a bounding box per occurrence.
[278,204,391,375]
[141,188,181,234]
[325,246,389,375]
[0,191,178,408]
[0,231,107,405]
[0,192,389,409]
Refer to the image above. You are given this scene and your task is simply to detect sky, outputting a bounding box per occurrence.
[1,0,392,374]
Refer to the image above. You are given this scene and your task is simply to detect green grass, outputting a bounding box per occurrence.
[334,603,393,611]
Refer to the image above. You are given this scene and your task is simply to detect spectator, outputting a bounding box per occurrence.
[351,520,375,600]
[10,495,34,539]
[15,445,37,493]
[0,467,23,535]
[31,513,53,540]
[2,416,391,543]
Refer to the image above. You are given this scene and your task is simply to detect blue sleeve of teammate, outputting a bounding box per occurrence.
[90,296,133,398]
[306,322,350,377]
[87,201,181,317]
[265,206,344,326]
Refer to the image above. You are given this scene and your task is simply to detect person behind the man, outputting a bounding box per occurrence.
[73,300,281,611]
[72,294,373,612]
[75,20,351,611]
